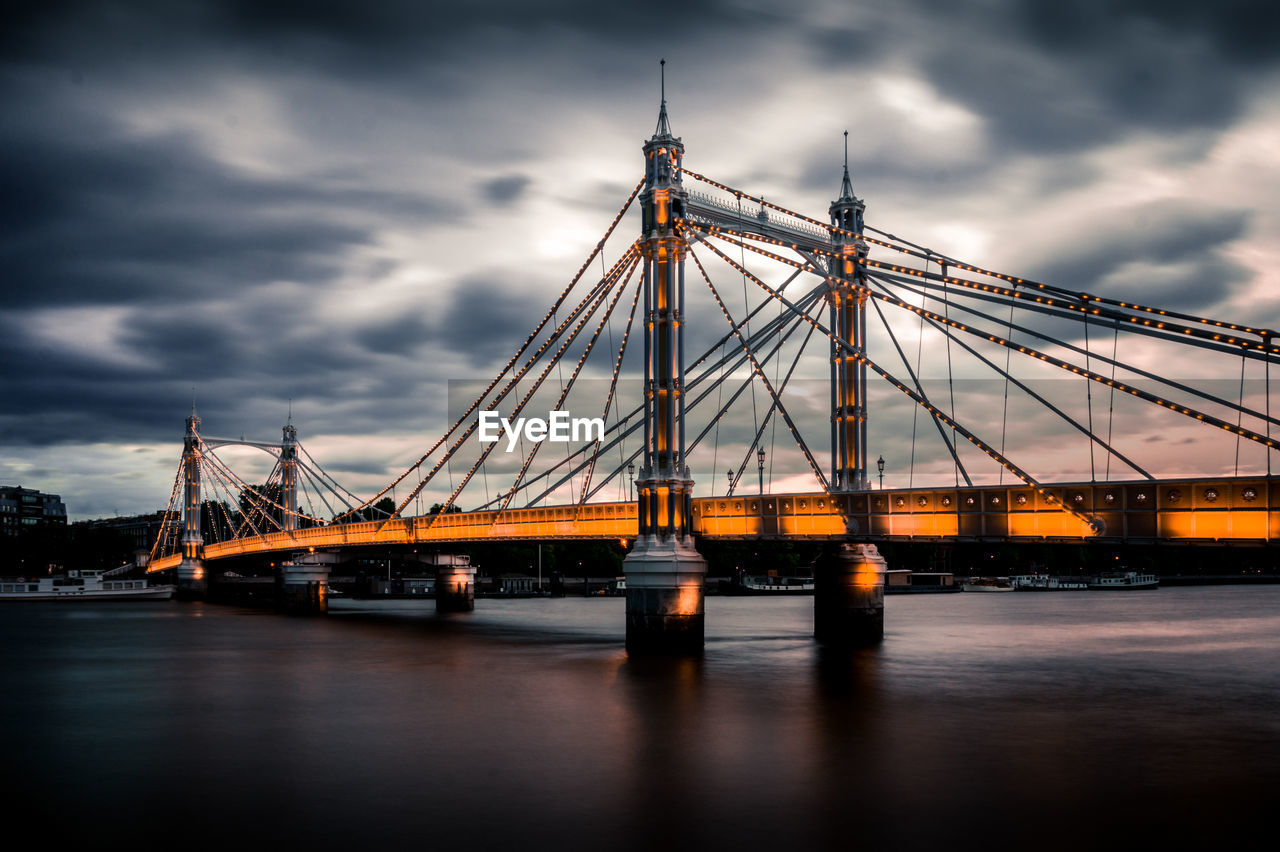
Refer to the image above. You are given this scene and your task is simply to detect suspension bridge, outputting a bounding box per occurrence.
[143,83,1280,651]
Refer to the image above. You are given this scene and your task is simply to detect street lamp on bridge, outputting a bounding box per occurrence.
[877,455,885,490]
[627,463,635,501]
[757,447,766,495]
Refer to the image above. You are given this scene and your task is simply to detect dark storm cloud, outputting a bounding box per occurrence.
[434,276,567,370]
[0,116,443,309]
[1033,201,1252,303]
[1,0,1272,514]
[481,175,530,206]
[354,314,434,357]
[862,0,1280,156]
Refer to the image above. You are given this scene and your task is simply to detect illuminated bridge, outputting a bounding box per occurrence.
[146,79,1280,651]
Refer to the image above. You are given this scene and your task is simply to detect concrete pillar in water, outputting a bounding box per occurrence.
[175,559,206,600]
[625,534,707,654]
[815,542,887,645]
[279,550,336,613]
[432,553,476,613]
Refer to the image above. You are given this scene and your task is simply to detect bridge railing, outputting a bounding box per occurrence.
[685,191,832,241]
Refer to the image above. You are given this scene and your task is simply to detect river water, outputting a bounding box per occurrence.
[3,588,1278,850]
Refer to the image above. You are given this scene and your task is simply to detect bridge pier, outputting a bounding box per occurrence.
[624,535,707,654]
[432,554,476,613]
[814,542,887,645]
[279,551,336,614]
[175,558,206,600]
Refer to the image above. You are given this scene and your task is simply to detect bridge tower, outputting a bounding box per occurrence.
[817,137,886,644]
[281,418,298,532]
[623,70,708,654]
[828,133,870,493]
[176,407,206,598]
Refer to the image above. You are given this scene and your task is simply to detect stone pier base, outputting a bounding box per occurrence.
[623,535,707,654]
[814,542,887,645]
[175,559,206,600]
[433,554,476,612]
[279,552,336,614]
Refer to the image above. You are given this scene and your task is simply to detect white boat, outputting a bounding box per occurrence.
[961,577,1015,592]
[1010,574,1089,591]
[737,575,815,595]
[0,569,174,601]
[1088,571,1159,590]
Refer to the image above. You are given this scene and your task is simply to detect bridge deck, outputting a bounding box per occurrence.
[147,477,1280,572]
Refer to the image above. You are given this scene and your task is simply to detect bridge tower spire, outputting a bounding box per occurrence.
[623,63,708,654]
[828,130,870,492]
[176,407,206,598]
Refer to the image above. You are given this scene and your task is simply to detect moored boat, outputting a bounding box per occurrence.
[731,575,815,595]
[1010,574,1089,591]
[1087,570,1159,590]
[0,569,174,601]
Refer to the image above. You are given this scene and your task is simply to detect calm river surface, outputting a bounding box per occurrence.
[3,588,1278,850]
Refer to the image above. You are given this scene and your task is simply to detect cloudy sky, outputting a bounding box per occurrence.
[3,0,1279,520]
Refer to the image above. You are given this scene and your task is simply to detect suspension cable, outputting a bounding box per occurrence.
[692,224,1280,450]
[688,244,831,492]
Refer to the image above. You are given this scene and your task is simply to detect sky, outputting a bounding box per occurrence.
[3,0,1280,520]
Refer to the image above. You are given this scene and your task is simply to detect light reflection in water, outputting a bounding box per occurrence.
[1,589,1277,849]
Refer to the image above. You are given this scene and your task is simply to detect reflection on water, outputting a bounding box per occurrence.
[2,588,1278,850]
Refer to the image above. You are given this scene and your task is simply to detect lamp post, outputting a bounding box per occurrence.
[726,469,734,493]
[877,455,885,490]
[757,447,766,495]
[627,462,635,501]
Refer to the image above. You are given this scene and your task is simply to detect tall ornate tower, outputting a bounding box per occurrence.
[815,135,887,646]
[281,418,298,532]
[176,406,206,597]
[828,133,870,492]
[623,65,707,654]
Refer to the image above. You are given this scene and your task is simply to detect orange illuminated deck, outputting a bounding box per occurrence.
[148,477,1280,572]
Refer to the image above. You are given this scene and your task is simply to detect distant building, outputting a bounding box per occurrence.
[0,486,68,536]
[494,573,536,595]
[81,511,168,551]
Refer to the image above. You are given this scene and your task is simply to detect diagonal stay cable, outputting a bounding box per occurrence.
[339,182,645,521]
[414,253,636,529]
[713,223,1280,428]
[865,284,973,486]
[868,268,1280,438]
[294,458,350,523]
[494,253,642,521]
[694,237,1104,531]
[697,222,1280,452]
[717,220,1280,362]
[149,461,186,564]
[868,274,1153,480]
[297,444,385,518]
[688,243,831,493]
[683,167,1278,354]
[519,296,821,509]
[727,303,820,496]
[478,278,828,510]
[575,262,644,515]
[688,288,827,458]
[361,243,641,524]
